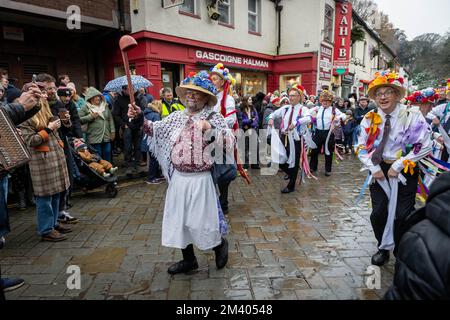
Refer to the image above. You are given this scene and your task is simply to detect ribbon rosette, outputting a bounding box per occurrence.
[403,159,416,175]
[364,112,382,149]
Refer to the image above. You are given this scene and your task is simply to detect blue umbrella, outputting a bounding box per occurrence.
[104,75,153,93]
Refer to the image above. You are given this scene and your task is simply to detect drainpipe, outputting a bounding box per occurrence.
[274,1,283,55]
[117,0,125,31]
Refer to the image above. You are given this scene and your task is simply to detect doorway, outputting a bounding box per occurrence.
[161,63,180,97]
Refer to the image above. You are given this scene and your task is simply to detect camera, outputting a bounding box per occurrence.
[207,4,221,20]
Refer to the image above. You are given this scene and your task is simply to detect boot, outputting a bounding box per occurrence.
[214,238,229,269]
[167,244,198,275]
[17,191,27,211]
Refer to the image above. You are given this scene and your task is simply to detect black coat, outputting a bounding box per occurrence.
[50,100,83,141]
[385,172,450,300]
[353,105,375,124]
[112,92,145,130]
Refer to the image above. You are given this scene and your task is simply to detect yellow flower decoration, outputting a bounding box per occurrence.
[403,160,416,175]
[365,112,382,134]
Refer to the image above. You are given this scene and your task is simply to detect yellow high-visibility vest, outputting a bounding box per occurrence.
[161,100,185,118]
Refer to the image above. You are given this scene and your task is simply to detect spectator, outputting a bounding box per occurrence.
[342,110,356,154]
[112,85,146,175]
[161,87,184,118]
[53,86,82,223]
[385,171,450,299]
[19,87,72,242]
[0,84,42,297]
[262,95,281,130]
[57,74,70,87]
[139,87,154,105]
[240,96,259,169]
[78,87,115,163]
[141,100,164,184]
[0,86,5,103]
[66,82,86,111]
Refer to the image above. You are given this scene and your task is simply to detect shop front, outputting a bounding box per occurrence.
[105,31,318,99]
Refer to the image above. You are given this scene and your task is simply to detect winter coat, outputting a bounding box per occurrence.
[112,92,146,130]
[343,118,357,135]
[0,102,41,178]
[19,119,70,197]
[353,105,375,124]
[240,110,259,130]
[385,171,450,300]
[78,87,115,145]
[141,107,161,152]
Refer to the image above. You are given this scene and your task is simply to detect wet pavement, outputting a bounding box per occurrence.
[1,154,395,300]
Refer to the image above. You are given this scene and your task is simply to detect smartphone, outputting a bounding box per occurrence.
[32,74,37,83]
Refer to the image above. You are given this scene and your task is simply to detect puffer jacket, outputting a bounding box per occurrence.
[385,171,450,300]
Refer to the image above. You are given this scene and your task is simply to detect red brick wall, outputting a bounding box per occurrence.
[13,0,129,21]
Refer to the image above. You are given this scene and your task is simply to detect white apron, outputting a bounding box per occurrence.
[162,170,222,250]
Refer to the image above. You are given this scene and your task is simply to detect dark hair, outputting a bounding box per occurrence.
[240,95,254,113]
[58,74,69,86]
[0,68,8,77]
[36,73,56,83]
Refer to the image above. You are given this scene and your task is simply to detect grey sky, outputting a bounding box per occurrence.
[373,0,450,40]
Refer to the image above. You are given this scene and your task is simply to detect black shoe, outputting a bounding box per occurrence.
[371,250,389,266]
[283,174,290,180]
[325,171,331,176]
[281,187,294,194]
[222,208,229,215]
[167,259,199,275]
[214,238,229,269]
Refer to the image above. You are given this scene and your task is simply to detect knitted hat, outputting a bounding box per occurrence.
[368,70,406,99]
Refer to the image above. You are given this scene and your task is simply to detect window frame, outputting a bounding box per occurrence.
[248,0,261,35]
[179,0,200,19]
[218,0,234,28]
[323,4,334,44]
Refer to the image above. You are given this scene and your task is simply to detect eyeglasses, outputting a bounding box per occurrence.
[375,90,395,98]
[288,94,300,98]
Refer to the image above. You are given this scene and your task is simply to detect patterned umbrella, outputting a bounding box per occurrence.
[104,75,153,93]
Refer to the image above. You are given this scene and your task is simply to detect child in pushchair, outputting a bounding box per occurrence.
[69,138,119,197]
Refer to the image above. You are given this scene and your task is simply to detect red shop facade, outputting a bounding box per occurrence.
[105,31,318,98]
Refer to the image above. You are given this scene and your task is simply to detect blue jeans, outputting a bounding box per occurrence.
[92,142,112,163]
[35,194,60,235]
[0,176,10,238]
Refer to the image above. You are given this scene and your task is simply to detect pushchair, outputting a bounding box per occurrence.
[68,138,118,198]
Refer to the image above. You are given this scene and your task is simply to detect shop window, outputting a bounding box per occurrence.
[248,0,261,34]
[279,74,302,92]
[114,64,136,78]
[180,0,199,17]
[324,4,334,43]
[243,72,266,96]
[219,0,234,26]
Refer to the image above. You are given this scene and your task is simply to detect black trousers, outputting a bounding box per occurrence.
[181,241,224,262]
[369,162,419,249]
[310,129,335,172]
[218,181,230,212]
[279,137,302,190]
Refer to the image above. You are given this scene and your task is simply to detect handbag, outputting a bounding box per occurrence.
[206,112,237,185]
[0,108,31,172]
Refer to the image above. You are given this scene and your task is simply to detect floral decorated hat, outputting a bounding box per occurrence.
[319,90,334,102]
[406,88,439,105]
[210,63,236,86]
[368,70,406,99]
[175,70,218,107]
[289,84,306,95]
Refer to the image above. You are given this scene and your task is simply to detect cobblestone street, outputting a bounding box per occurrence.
[1,155,395,300]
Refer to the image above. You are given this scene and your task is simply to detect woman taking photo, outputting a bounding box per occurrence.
[19,85,71,242]
[78,87,115,162]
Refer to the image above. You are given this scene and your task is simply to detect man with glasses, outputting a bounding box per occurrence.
[356,71,431,266]
[309,90,346,176]
[268,84,311,193]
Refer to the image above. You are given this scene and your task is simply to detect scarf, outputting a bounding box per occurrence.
[85,101,106,119]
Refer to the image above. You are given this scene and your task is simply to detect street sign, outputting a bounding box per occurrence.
[336,68,346,75]
[162,0,185,9]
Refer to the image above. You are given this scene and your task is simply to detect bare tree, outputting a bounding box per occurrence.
[350,0,377,21]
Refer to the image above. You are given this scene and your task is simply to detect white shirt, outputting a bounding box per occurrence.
[268,103,311,134]
[312,106,346,130]
[214,90,237,129]
[357,104,432,174]
[426,102,450,134]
